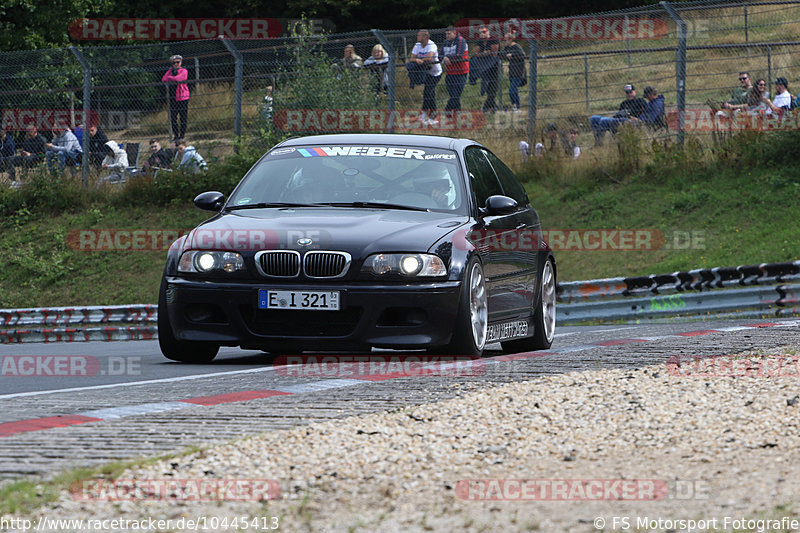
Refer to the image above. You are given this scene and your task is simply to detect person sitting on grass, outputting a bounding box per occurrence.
[174,138,206,174]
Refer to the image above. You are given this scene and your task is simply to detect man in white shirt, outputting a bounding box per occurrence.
[406,30,443,126]
[764,76,793,115]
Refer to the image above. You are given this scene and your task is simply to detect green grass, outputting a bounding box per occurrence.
[2,129,799,306]
[0,445,204,515]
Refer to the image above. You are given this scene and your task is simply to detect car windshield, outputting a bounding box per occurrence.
[227,145,466,213]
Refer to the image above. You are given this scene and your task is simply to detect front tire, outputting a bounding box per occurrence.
[442,258,488,356]
[502,257,556,353]
[158,277,219,363]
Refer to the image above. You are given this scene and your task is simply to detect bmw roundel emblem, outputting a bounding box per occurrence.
[297,238,313,246]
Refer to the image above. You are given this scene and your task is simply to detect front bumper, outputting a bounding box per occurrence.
[164,277,462,350]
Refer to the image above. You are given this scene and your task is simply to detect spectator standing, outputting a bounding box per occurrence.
[142,139,174,173]
[44,126,82,174]
[174,139,207,174]
[764,77,793,115]
[10,125,47,181]
[469,25,500,113]
[503,32,526,112]
[440,26,469,113]
[406,30,442,126]
[162,54,190,141]
[98,140,129,185]
[363,44,390,94]
[0,129,15,181]
[87,125,109,169]
[589,84,647,145]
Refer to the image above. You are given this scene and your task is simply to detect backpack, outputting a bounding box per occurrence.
[791,94,799,110]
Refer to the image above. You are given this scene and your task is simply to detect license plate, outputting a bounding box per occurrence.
[258,290,340,311]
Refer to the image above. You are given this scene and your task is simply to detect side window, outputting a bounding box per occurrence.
[464,147,503,208]
[484,150,529,206]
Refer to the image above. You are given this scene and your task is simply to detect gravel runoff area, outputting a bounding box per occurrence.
[17,347,800,533]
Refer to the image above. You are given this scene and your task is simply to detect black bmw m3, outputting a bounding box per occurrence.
[158,134,556,362]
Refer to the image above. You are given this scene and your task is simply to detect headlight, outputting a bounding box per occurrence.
[178,251,246,273]
[361,253,447,277]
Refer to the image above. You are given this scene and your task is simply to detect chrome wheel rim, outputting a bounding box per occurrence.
[469,262,488,350]
[541,260,556,343]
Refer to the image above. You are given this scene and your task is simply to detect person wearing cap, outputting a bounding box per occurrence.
[162,54,190,140]
[629,86,665,129]
[589,84,647,145]
[763,77,793,115]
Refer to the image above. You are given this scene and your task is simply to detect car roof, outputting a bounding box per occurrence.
[276,134,482,151]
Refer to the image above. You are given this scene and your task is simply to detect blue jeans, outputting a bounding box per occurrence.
[508,77,523,109]
[445,73,467,111]
[45,149,81,172]
[590,115,627,142]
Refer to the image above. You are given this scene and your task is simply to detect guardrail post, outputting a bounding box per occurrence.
[528,40,538,149]
[372,29,396,133]
[221,38,243,146]
[661,1,686,146]
[69,46,91,188]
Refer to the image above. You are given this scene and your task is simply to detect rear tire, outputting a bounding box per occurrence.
[441,258,487,356]
[502,257,556,353]
[158,277,219,363]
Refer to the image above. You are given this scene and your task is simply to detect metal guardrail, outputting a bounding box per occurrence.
[557,260,800,324]
[2,261,800,342]
[0,305,157,344]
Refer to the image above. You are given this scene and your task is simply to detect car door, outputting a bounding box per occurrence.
[483,149,540,311]
[464,146,529,319]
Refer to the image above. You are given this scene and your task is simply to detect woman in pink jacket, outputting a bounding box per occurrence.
[162,54,190,140]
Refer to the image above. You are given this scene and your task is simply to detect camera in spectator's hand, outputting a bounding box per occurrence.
[171,68,178,75]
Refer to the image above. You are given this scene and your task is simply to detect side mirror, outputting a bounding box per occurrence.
[483,195,518,216]
[194,191,225,212]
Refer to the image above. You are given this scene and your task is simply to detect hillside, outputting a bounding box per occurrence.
[2,131,798,308]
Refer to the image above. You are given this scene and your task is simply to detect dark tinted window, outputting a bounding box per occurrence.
[465,147,502,208]
[484,150,528,206]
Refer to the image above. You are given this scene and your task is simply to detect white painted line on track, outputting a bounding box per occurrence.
[0,365,281,401]
[271,379,365,394]
[81,402,190,419]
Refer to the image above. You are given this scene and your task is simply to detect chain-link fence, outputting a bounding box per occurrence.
[1,0,799,186]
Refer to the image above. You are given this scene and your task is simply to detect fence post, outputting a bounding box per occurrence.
[221,38,243,146]
[527,40,538,149]
[661,1,686,146]
[767,45,772,95]
[744,5,750,57]
[624,14,632,68]
[372,29,396,133]
[584,53,590,112]
[69,46,91,188]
